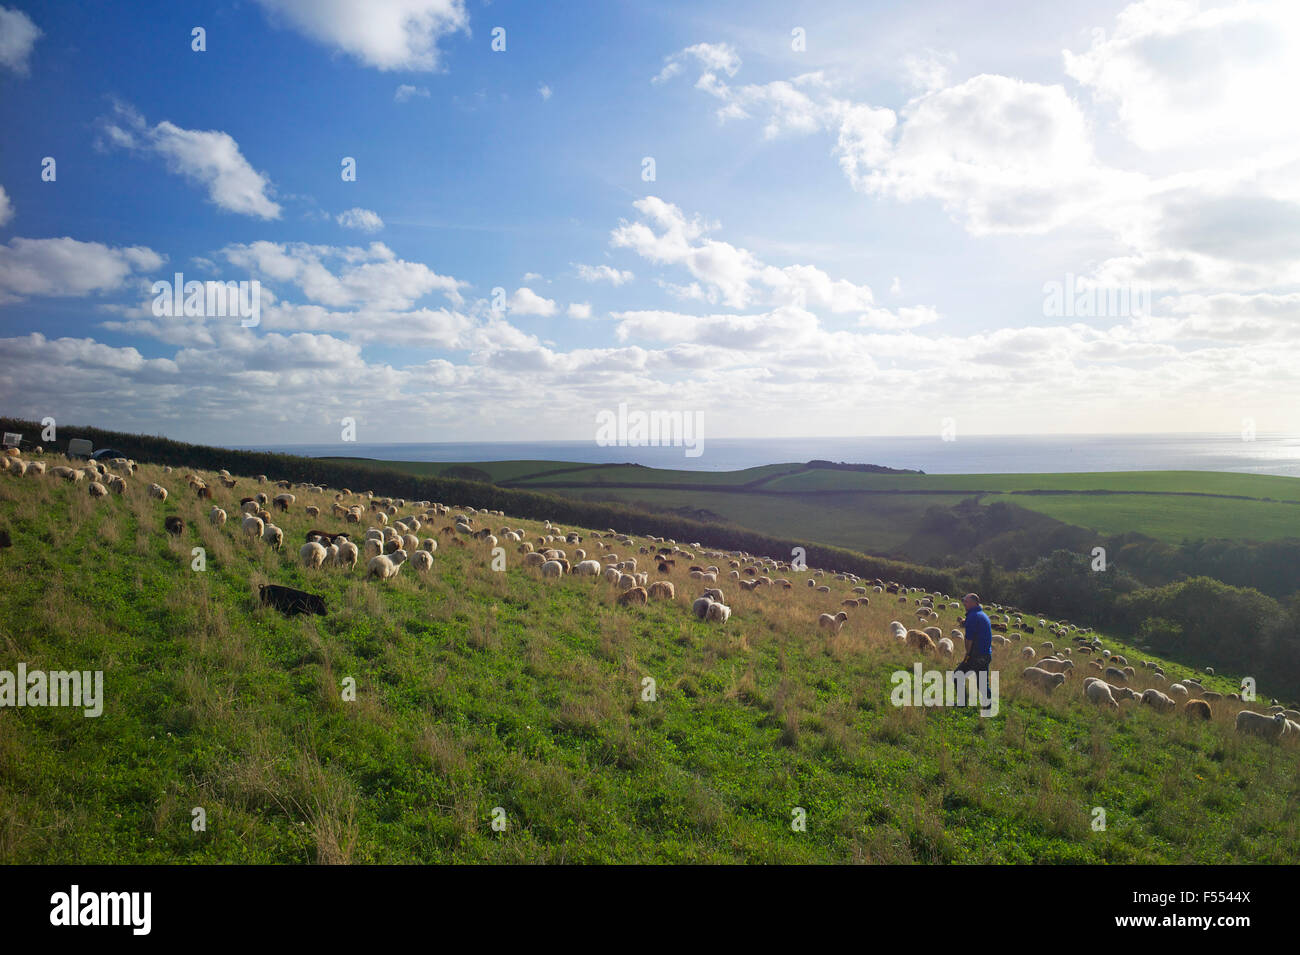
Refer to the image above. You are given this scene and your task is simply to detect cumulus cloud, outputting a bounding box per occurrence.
[336,207,385,232]
[567,302,592,319]
[1064,0,1300,152]
[0,6,40,75]
[0,237,163,304]
[221,240,465,309]
[507,287,557,316]
[100,104,281,219]
[253,0,468,71]
[610,196,890,315]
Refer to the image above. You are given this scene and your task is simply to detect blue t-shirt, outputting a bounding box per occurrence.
[964,606,993,657]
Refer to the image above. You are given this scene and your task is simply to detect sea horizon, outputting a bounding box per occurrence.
[229,431,1300,479]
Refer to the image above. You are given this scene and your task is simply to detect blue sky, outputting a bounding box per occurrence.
[1,0,1298,446]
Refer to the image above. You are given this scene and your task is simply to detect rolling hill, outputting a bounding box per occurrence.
[2,450,1298,864]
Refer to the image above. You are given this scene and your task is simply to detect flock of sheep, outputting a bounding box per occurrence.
[5,443,1298,746]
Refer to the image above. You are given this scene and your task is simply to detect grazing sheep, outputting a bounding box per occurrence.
[1022,667,1066,694]
[1185,699,1212,721]
[1235,710,1290,740]
[261,524,284,551]
[259,584,326,617]
[617,586,648,606]
[647,580,675,600]
[209,506,227,525]
[1168,683,1189,698]
[1021,646,1036,660]
[1085,680,1119,709]
[410,550,434,572]
[889,621,907,640]
[819,612,849,634]
[164,516,185,536]
[1104,666,1127,683]
[705,601,731,623]
[88,481,108,498]
[574,559,602,576]
[148,483,168,501]
[335,537,361,566]
[540,560,565,578]
[905,629,937,652]
[936,637,954,657]
[273,493,295,511]
[693,597,715,619]
[1036,658,1074,674]
[300,542,328,568]
[1141,688,1177,713]
[367,550,408,580]
[105,475,126,494]
[702,588,724,603]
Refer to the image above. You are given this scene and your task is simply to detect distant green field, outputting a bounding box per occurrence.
[982,493,1300,543]
[338,457,1300,549]
[554,487,971,555]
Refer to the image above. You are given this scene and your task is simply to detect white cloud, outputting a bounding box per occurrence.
[611,196,884,312]
[394,84,430,102]
[221,240,465,309]
[0,237,163,304]
[507,287,557,316]
[336,207,385,233]
[567,302,592,319]
[539,84,552,100]
[101,104,281,219]
[653,42,740,84]
[0,6,40,75]
[0,184,12,227]
[1064,0,1300,152]
[902,48,955,92]
[575,263,634,285]
[253,0,468,71]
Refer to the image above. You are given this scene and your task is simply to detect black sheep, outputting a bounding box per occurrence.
[164,516,185,535]
[259,584,327,617]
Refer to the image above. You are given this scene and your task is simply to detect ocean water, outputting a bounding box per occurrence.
[231,433,1300,478]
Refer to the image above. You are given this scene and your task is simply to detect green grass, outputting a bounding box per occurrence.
[557,486,970,554]
[982,493,1300,543]
[2,458,1297,864]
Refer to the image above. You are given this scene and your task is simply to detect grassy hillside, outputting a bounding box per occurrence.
[2,454,1298,864]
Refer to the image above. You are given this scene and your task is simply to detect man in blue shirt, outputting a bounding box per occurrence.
[956,593,993,686]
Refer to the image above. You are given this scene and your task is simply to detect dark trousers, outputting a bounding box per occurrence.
[955,653,992,706]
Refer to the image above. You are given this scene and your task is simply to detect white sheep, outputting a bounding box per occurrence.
[541,560,564,578]
[1021,667,1066,694]
[242,515,264,539]
[705,601,731,623]
[1168,683,1189,698]
[692,596,714,619]
[335,540,359,570]
[1141,688,1177,713]
[410,550,434,572]
[300,542,327,568]
[937,637,954,657]
[574,559,602,576]
[88,481,108,498]
[1085,680,1119,709]
[148,483,168,501]
[1235,710,1290,740]
[262,524,284,551]
[819,612,848,634]
[367,550,408,580]
[209,506,227,525]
